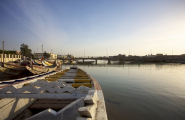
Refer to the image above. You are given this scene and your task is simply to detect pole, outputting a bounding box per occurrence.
[2,41,4,63]
[41,44,43,54]
[84,49,85,57]
[106,48,108,57]
[41,44,43,60]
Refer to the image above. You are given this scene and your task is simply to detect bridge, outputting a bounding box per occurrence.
[58,55,185,64]
[59,56,125,64]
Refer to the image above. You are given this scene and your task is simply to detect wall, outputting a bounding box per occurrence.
[0,54,22,63]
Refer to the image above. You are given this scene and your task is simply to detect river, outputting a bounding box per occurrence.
[62,62,185,120]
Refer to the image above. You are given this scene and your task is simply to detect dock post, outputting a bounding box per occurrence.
[83,59,84,63]
[96,60,97,64]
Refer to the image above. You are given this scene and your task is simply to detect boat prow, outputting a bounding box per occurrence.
[0,66,107,120]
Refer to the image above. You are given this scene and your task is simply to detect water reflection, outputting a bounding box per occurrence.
[62,62,185,120]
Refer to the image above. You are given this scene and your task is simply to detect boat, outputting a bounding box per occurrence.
[35,60,42,64]
[42,61,53,66]
[32,60,42,66]
[2,62,29,75]
[0,66,107,120]
[0,66,20,75]
[26,66,43,75]
[26,64,57,74]
[76,61,95,64]
[3,62,27,71]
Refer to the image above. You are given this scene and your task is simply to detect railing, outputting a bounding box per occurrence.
[76,56,109,58]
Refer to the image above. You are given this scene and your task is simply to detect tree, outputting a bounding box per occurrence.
[20,43,33,58]
[43,51,50,59]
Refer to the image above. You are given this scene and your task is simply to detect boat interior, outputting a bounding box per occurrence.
[0,66,107,120]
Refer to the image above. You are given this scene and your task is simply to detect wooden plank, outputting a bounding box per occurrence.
[29,103,69,110]
[35,99,75,104]
[74,79,91,83]
[72,83,92,88]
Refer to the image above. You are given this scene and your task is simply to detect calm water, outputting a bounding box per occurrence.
[62,63,185,120]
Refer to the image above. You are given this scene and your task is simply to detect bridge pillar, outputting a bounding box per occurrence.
[95,60,97,64]
[83,59,84,63]
[108,59,111,64]
[122,58,125,64]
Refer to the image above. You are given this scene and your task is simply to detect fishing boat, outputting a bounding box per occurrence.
[42,61,52,66]
[26,64,57,74]
[26,66,43,75]
[2,62,29,75]
[0,66,20,75]
[0,66,107,120]
[35,60,42,64]
[32,60,42,66]
[3,62,27,71]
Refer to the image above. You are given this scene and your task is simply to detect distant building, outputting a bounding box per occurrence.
[118,54,125,58]
[49,53,57,59]
[156,54,163,56]
[146,54,156,58]
[34,53,43,59]
[66,54,75,59]
[57,55,68,59]
[34,53,57,59]
[109,54,125,58]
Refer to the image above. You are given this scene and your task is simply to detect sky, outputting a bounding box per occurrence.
[0,0,185,56]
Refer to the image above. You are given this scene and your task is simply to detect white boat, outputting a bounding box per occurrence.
[0,66,107,120]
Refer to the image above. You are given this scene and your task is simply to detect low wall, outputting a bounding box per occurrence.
[0,54,22,63]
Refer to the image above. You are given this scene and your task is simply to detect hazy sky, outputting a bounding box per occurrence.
[0,0,185,56]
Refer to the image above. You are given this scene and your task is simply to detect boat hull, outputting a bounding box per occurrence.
[0,66,107,120]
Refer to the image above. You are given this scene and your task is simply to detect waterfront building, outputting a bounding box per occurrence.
[34,53,57,59]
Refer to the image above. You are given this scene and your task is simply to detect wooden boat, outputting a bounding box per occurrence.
[44,61,53,66]
[35,60,42,64]
[0,66,20,75]
[32,60,42,66]
[2,62,29,75]
[0,66,107,120]
[26,65,57,74]
[26,66,43,75]
[3,63,27,71]
[42,61,53,66]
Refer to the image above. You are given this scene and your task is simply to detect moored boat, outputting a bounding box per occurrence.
[0,66,20,75]
[26,64,57,74]
[4,62,27,71]
[0,66,107,120]
[1,62,29,75]
[32,60,42,66]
